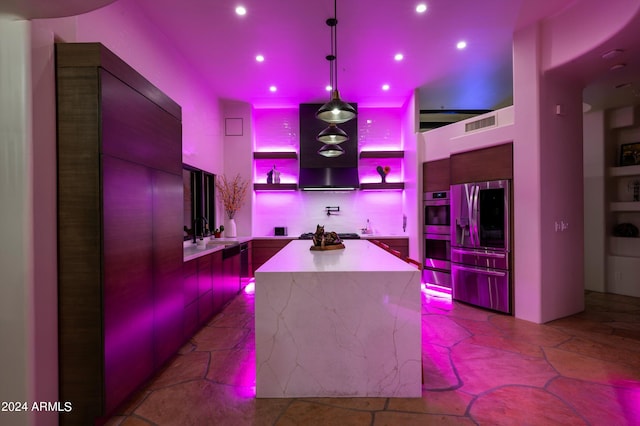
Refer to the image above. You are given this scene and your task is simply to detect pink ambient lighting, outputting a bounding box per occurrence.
[421,283,453,310]
[243,279,255,294]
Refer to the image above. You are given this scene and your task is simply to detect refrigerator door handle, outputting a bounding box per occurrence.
[464,184,474,246]
[472,184,480,246]
[451,248,506,258]
[452,264,507,277]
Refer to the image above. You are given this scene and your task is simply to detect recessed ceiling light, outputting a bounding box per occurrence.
[382,84,390,91]
[416,4,427,13]
[235,6,247,16]
[394,53,404,61]
[456,40,467,50]
[609,63,626,71]
[325,85,333,91]
[601,49,623,60]
[269,85,277,92]
[256,54,265,62]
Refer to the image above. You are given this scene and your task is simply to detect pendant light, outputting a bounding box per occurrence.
[316,0,356,125]
[318,143,345,158]
[317,123,349,144]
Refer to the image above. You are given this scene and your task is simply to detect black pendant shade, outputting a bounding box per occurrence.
[317,123,349,144]
[316,91,357,124]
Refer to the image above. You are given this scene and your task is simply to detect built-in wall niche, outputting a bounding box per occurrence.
[358,150,405,189]
[183,165,216,239]
[253,151,298,190]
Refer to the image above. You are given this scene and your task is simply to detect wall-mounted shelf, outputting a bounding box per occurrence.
[610,202,640,212]
[360,182,405,190]
[359,150,404,159]
[609,164,640,177]
[253,151,298,160]
[254,183,298,191]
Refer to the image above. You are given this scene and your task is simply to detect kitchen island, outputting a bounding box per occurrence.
[255,239,422,398]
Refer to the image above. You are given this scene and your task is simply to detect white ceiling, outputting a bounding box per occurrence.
[3,0,640,110]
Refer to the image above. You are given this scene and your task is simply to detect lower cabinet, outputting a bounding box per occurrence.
[252,238,294,274]
[184,250,224,339]
[374,238,409,258]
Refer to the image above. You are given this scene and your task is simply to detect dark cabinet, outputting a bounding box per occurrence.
[423,158,450,192]
[57,43,182,425]
[197,254,214,325]
[450,143,513,184]
[251,239,294,274]
[375,238,409,259]
[222,245,241,306]
[183,259,199,338]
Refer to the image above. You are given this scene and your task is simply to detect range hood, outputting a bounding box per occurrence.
[298,103,359,190]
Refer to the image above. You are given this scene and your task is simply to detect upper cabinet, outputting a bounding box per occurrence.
[450,143,513,184]
[422,158,450,192]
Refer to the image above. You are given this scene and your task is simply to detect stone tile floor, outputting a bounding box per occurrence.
[107,287,640,425]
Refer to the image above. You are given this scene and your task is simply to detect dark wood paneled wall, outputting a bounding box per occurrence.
[450,143,513,184]
[423,158,450,192]
[57,43,182,425]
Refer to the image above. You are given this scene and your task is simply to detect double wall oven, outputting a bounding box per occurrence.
[423,191,451,288]
[450,180,511,313]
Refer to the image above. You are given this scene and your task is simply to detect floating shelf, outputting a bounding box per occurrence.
[253,151,298,160]
[610,201,640,212]
[359,150,404,159]
[254,183,298,191]
[360,182,405,190]
[609,164,640,177]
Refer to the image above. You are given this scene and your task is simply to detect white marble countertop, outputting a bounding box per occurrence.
[183,236,252,262]
[256,239,414,273]
[184,235,409,262]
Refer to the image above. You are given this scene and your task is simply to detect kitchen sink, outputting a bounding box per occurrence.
[206,239,239,247]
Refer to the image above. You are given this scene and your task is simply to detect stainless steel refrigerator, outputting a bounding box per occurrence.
[450,180,511,313]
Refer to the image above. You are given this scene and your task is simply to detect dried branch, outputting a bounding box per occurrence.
[215,174,249,219]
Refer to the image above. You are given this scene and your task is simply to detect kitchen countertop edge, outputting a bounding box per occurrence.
[184,235,409,262]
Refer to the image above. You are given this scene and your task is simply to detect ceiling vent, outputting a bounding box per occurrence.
[465,115,496,132]
[419,109,492,131]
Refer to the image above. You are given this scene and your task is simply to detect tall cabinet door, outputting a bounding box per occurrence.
[102,155,154,414]
[152,170,184,366]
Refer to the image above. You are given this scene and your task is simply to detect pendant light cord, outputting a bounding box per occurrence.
[333,0,338,94]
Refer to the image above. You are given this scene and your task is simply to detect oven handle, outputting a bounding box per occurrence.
[451,248,506,258]
[424,199,449,206]
[425,233,451,241]
[452,264,506,277]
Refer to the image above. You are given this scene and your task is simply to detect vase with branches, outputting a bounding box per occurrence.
[215,174,248,236]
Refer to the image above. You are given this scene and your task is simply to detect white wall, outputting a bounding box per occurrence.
[3,2,226,423]
[221,99,254,236]
[0,18,33,426]
[401,90,421,260]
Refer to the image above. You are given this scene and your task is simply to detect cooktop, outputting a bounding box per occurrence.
[299,232,361,240]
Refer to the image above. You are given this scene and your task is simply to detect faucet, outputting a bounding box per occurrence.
[193,216,209,243]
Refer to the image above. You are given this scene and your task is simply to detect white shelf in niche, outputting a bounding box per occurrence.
[609,164,640,177]
[610,202,640,212]
[609,236,640,258]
